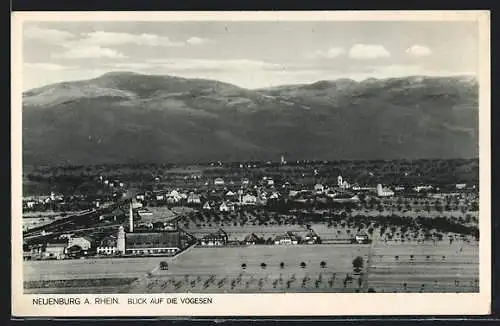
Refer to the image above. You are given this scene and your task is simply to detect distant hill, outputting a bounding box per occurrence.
[22,72,479,165]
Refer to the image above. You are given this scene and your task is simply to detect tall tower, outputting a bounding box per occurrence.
[337,175,343,188]
[129,200,134,233]
[281,155,286,165]
[377,184,383,196]
[117,225,125,254]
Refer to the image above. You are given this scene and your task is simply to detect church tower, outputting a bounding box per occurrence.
[117,225,125,254]
[337,175,343,188]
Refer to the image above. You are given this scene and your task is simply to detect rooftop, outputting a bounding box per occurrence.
[125,231,180,248]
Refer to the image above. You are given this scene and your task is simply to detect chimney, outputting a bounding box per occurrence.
[129,200,134,233]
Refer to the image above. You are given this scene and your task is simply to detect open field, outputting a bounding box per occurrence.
[24,240,479,294]
[22,248,198,293]
[367,241,479,293]
[130,244,371,293]
[351,209,479,220]
[24,278,138,294]
[23,256,167,283]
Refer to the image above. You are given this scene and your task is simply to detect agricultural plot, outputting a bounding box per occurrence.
[351,209,479,220]
[367,241,479,293]
[130,244,371,293]
[23,256,168,293]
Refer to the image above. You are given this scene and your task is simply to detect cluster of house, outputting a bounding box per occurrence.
[195,228,321,247]
[134,175,457,210]
[24,202,194,260]
[23,191,120,213]
[136,180,281,211]
[195,227,371,247]
[25,227,190,261]
[24,230,187,260]
[23,192,66,210]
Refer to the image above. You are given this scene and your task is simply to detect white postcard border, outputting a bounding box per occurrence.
[11,10,491,317]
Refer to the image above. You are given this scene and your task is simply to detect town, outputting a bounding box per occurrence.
[22,158,479,294]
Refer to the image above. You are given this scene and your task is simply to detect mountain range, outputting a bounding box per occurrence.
[22,72,479,165]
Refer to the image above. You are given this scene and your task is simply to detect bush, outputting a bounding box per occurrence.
[352,256,364,269]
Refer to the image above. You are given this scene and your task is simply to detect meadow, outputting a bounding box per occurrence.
[367,241,479,293]
[23,256,166,293]
[23,240,479,294]
[130,244,371,293]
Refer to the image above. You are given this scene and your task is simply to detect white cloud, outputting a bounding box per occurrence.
[24,62,75,71]
[145,58,282,72]
[24,25,75,43]
[348,44,391,59]
[186,37,215,45]
[306,47,345,59]
[53,46,127,59]
[80,31,184,47]
[406,44,432,57]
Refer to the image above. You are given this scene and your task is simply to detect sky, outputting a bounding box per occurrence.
[22,20,479,90]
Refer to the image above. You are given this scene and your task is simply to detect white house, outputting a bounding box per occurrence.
[131,200,143,209]
[166,190,182,203]
[44,243,67,259]
[241,194,257,205]
[68,236,93,251]
[187,193,201,204]
[137,208,153,219]
[456,183,467,190]
[96,235,117,255]
[354,231,370,244]
[269,192,280,200]
[219,202,231,212]
[203,202,212,210]
[214,178,225,186]
[377,184,394,197]
[26,201,36,209]
[414,185,433,192]
[314,184,325,193]
[274,233,298,245]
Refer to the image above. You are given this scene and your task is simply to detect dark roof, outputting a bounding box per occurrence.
[46,241,67,247]
[125,231,180,248]
[201,228,228,240]
[356,231,369,237]
[244,233,263,241]
[99,235,117,247]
